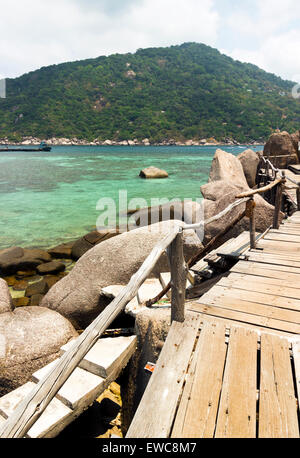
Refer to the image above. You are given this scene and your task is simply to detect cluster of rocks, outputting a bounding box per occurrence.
[0,136,262,147]
[0,229,120,309]
[263,130,300,167]
[0,145,282,419]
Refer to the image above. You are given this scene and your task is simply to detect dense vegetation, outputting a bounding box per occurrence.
[1,42,300,143]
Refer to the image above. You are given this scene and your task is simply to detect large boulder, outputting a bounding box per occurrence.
[139,167,168,179]
[48,242,74,259]
[0,306,78,395]
[0,247,52,276]
[237,149,261,188]
[0,279,13,314]
[129,200,203,237]
[71,230,119,260]
[41,220,203,329]
[208,148,248,189]
[202,181,281,245]
[263,131,299,167]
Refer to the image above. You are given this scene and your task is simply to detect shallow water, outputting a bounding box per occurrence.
[0,145,263,249]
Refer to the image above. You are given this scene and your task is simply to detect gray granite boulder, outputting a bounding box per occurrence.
[264,131,298,167]
[0,283,78,395]
[209,148,248,189]
[0,247,52,275]
[0,279,13,314]
[41,220,203,329]
[237,149,261,188]
[129,200,203,231]
[139,166,168,179]
[0,306,78,395]
[202,182,281,245]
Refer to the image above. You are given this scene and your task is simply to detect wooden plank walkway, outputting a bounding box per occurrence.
[127,212,300,438]
[127,317,300,438]
[0,335,136,438]
[188,212,300,335]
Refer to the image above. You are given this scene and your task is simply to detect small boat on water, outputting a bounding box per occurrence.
[0,141,52,152]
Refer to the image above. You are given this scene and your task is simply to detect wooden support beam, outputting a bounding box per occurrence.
[296,183,300,211]
[246,198,256,249]
[167,231,186,323]
[273,178,284,230]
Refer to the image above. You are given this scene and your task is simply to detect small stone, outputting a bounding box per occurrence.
[47,243,74,259]
[25,279,48,297]
[109,382,121,398]
[37,261,65,275]
[30,294,44,306]
[13,297,30,307]
[44,275,61,289]
[16,270,36,278]
[12,279,28,291]
[3,276,16,286]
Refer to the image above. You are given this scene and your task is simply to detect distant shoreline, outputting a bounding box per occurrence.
[0,138,265,148]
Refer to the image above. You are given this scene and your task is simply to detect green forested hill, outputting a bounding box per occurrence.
[1,42,300,143]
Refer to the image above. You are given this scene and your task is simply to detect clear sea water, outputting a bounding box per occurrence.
[0,145,263,249]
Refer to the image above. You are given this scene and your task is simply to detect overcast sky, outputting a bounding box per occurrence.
[1,0,300,82]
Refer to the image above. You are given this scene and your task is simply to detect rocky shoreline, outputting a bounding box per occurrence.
[0,135,296,437]
[0,136,263,147]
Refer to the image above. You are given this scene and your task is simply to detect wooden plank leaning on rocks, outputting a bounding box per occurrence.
[146,198,250,307]
[0,229,180,438]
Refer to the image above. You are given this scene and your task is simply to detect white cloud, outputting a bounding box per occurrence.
[221,0,300,81]
[0,0,219,78]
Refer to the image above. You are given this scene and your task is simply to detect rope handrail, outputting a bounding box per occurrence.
[261,155,300,187]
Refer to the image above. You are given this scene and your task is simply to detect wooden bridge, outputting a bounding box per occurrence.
[127,211,300,438]
[0,162,300,438]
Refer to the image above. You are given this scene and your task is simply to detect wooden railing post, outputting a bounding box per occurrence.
[246,197,256,249]
[297,183,300,211]
[273,173,285,229]
[167,230,186,323]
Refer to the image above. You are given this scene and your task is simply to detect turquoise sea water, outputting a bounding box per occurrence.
[0,145,263,249]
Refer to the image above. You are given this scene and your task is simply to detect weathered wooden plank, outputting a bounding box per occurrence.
[246,251,300,266]
[189,302,300,334]
[232,260,300,278]
[256,239,300,253]
[292,341,300,413]
[190,311,295,340]
[215,327,257,438]
[126,312,201,438]
[259,334,299,438]
[172,321,227,438]
[264,233,300,243]
[60,335,137,378]
[216,231,253,257]
[0,229,179,438]
[226,271,300,292]
[204,284,300,313]
[199,288,300,324]
[218,274,300,300]
[32,362,106,411]
[272,227,300,236]
[0,382,73,438]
